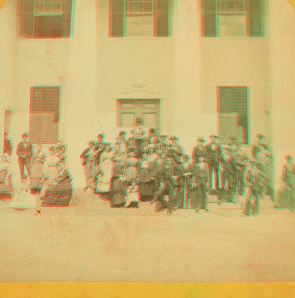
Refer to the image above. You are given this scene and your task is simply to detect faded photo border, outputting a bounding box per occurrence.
[0,283,295,298]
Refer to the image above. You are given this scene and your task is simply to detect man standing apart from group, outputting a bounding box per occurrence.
[282,155,295,212]
[16,133,33,182]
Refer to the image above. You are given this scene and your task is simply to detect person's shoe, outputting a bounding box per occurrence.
[205,208,209,213]
[195,208,200,213]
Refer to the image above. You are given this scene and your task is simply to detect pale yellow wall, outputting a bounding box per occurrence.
[4,0,295,191]
[201,38,268,145]
[0,0,17,151]
[96,0,174,137]
[269,0,295,191]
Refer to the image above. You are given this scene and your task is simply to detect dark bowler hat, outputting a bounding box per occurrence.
[128,147,136,152]
[210,135,219,139]
[89,140,97,146]
[49,145,56,152]
[170,136,179,141]
[97,133,105,139]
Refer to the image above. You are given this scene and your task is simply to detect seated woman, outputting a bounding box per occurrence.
[0,153,13,199]
[42,159,73,207]
[30,144,47,192]
[10,176,36,210]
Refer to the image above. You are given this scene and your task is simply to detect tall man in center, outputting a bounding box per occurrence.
[206,135,223,190]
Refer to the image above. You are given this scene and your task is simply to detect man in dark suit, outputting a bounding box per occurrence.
[206,135,223,190]
[192,137,208,165]
[194,157,210,212]
[16,132,33,182]
[94,133,106,166]
[282,155,295,212]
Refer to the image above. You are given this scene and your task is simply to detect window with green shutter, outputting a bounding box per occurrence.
[202,0,264,37]
[218,86,249,144]
[19,0,73,38]
[30,86,61,143]
[110,0,171,37]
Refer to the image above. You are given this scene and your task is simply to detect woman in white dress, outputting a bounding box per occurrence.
[96,143,113,193]
[41,146,59,198]
[0,153,13,199]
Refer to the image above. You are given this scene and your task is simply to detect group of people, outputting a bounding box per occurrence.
[2,118,294,216]
[80,117,277,216]
[0,132,73,209]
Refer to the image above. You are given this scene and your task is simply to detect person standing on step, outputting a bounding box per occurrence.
[192,137,208,165]
[16,132,33,182]
[194,157,210,213]
[206,135,223,191]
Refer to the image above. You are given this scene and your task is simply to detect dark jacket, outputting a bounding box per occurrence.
[16,141,33,160]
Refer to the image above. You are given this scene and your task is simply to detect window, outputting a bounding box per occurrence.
[202,0,264,37]
[118,99,161,133]
[218,87,249,144]
[30,86,61,143]
[110,0,171,37]
[218,0,247,36]
[19,0,73,38]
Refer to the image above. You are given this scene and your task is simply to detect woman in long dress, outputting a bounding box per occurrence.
[41,146,59,198]
[30,144,47,192]
[96,144,113,193]
[111,156,126,208]
[0,153,13,199]
[139,152,154,202]
[125,148,139,186]
[42,159,73,207]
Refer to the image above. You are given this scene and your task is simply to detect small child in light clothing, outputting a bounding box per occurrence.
[125,182,140,208]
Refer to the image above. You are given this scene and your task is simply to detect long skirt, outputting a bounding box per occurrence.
[96,161,113,193]
[140,180,154,201]
[42,180,73,207]
[111,177,126,207]
[10,191,36,209]
[0,170,13,196]
[30,163,44,190]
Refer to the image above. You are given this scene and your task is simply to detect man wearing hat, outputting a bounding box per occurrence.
[80,140,97,191]
[192,137,208,165]
[282,155,295,212]
[16,132,33,182]
[231,141,250,197]
[94,133,106,166]
[153,150,184,214]
[244,160,267,216]
[252,134,271,160]
[206,135,223,190]
[169,136,184,165]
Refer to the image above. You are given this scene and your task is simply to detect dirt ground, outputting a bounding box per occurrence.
[0,198,294,283]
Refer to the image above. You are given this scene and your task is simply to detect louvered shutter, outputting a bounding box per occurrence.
[202,0,217,37]
[111,0,125,37]
[219,87,249,144]
[155,0,170,37]
[30,87,60,142]
[20,0,35,37]
[62,0,73,37]
[249,0,264,37]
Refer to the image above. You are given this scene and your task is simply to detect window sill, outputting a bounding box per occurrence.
[109,36,172,40]
[201,36,265,39]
